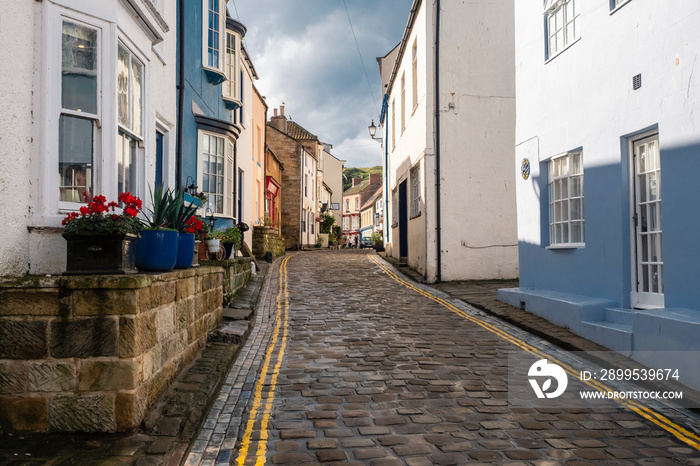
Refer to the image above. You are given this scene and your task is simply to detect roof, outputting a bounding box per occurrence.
[343,179,371,196]
[287,121,317,141]
[360,186,383,211]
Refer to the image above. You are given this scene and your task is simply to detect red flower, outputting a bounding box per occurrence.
[124,207,138,217]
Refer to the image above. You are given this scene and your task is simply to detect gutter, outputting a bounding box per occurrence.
[176,0,185,191]
[435,0,442,282]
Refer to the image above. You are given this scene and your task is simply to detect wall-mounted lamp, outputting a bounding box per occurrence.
[368,120,383,143]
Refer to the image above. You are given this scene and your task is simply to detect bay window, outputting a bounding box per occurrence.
[199,131,234,217]
[117,43,143,196]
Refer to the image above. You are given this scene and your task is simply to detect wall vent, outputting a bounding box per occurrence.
[633,74,642,90]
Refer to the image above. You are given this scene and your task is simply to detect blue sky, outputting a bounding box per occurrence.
[228,0,413,167]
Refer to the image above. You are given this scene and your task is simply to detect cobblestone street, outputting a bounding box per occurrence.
[186,250,700,465]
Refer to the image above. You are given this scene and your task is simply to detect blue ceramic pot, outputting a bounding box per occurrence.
[175,233,195,269]
[135,229,179,272]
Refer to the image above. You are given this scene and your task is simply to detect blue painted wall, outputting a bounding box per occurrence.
[177,0,237,229]
[519,161,631,308]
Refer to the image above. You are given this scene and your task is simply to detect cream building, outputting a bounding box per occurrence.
[0,0,177,276]
[378,0,518,282]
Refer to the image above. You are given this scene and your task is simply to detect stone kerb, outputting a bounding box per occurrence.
[0,267,224,433]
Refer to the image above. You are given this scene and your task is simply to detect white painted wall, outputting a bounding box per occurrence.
[237,60,255,249]
[0,1,36,275]
[385,0,518,281]
[4,0,177,276]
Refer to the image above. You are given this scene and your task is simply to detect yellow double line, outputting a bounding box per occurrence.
[235,255,291,466]
[368,254,700,451]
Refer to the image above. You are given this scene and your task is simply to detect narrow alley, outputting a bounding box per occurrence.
[185,251,700,465]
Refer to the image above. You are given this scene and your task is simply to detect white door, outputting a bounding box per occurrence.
[631,134,664,308]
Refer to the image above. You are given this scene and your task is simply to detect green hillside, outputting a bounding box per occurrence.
[343,166,383,192]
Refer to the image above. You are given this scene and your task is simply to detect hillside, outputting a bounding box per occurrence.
[343,166,383,192]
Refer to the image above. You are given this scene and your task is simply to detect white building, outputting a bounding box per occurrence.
[378,0,518,282]
[499,0,700,390]
[317,143,345,229]
[0,0,176,276]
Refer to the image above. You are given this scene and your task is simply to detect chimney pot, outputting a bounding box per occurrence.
[280,105,285,116]
[370,173,381,184]
[273,108,278,117]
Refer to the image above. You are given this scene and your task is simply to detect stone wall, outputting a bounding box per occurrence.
[266,126,301,250]
[252,227,286,260]
[201,258,253,306]
[0,267,223,433]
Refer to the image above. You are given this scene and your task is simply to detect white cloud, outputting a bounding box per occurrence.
[230,0,412,166]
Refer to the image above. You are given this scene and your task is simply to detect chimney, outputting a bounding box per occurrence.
[270,106,287,133]
[352,177,364,187]
[370,173,381,185]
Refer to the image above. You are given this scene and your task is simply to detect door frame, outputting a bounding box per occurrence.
[398,179,408,258]
[629,130,664,309]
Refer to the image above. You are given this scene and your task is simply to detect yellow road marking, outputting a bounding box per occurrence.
[368,254,700,450]
[236,255,292,466]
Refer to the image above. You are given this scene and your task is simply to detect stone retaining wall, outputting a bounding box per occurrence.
[252,231,286,259]
[201,258,253,306]
[0,267,224,433]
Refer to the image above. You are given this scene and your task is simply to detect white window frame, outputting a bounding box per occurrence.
[117,41,145,198]
[58,17,102,209]
[610,0,631,13]
[410,165,421,218]
[197,130,234,218]
[412,38,418,111]
[548,151,585,248]
[223,30,240,103]
[545,0,580,61]
[203,0,226,74]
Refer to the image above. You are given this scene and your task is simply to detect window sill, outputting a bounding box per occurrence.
[391,222,398,229]
[545,36,581,64]
[546,243,585,250]
[410,211,421,220]
[203,67,227,85]
[223,95,241,110]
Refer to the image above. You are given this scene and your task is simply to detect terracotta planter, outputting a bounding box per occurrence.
[62,232,138,275]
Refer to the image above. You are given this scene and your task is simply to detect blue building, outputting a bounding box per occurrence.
[177,0,247,230]
[500,0,700,391]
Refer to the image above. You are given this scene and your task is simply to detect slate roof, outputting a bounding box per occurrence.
[287,121,317,141]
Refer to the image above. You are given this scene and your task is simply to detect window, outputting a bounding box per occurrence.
[410,165,421,217]
[345,199,349,213]
[545,0,579,60]
[59,20,99,204]
[343,217,349,230]
[548,151,584,246]
[204,0,225,71]
[611,0,631,10]
[400,72,406,134]
[117,43,144,196]
[223,31,239,102]
[355,198,359,210]
[305,174,308,197]
[199,132,234,217]
[391,99,396,150]
[412,39,418,110]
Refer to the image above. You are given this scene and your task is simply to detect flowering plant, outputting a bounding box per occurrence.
[185,217,204,234]
[62,193,143,235]
[193,192,208,203]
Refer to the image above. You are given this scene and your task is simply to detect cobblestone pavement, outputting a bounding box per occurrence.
[186,250,700,465]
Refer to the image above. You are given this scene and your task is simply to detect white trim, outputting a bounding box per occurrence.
[202,0,226,74]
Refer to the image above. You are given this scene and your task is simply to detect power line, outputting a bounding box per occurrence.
[342,0,380,119]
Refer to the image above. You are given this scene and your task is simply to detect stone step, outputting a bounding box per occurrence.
[604,308,635,326]
[580,320,633,353]
[208,320,252,344]
[222,307,254,320]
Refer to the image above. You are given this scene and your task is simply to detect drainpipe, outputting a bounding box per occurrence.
[300,146,304,250]
[176,0,185,191]
[383,96,390,245]
[434,0,442,282]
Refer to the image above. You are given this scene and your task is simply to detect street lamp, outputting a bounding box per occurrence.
[368,119,382,143]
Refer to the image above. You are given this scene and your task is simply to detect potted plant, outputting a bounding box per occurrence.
[189,216,208,266]
[61,193,143,274]
[171,191,199,269]
[219,226,241,259]
[136,185,180,272]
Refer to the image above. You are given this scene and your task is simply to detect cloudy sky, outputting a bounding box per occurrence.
[227,0,414,168]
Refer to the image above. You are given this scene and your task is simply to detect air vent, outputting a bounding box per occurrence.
[633,74,642,90]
